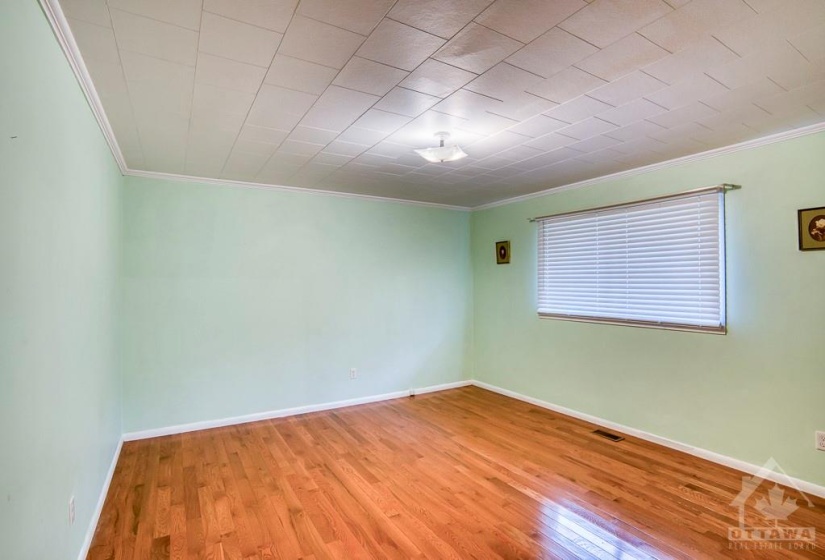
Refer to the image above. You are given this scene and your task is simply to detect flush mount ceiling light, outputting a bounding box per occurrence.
[414,132,468,163]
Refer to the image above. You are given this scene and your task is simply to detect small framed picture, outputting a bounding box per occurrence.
[798,207,825,251]
[496,240,510,264]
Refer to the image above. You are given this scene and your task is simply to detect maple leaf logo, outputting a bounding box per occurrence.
[755,485,798,523]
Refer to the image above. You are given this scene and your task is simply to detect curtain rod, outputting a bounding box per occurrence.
[527,183,741,223]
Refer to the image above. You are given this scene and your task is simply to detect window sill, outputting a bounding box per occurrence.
[537,313,727,335]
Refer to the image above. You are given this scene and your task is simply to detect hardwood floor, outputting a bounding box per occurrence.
[88,386,825,559]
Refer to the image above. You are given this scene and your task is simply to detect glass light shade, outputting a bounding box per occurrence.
[414,144,468,163]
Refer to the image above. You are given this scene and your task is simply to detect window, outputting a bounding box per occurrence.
[536,186,729,333]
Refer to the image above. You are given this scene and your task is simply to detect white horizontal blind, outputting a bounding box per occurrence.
[537,190,726,331]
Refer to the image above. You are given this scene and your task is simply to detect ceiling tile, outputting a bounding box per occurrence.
[195,53,266,94]
[233,136,280,156]
[335,126,390,145]
[203,0,297,33]
[399,59,477,97]
[325,140,371,157]
[298,0,395,35]
[491,94,557,121]
[789,22,825,63]
[696,104,770,131]
[264,55,338,95]
[506,28,597,78]
[598,97,667,126]
[107,0,202,31]
[121,50,195,117]
[278,16,364,69]
[556,116,617,140]
[707,41,820,90]
[559,0,673,48]
[645,73,729,109]
[356,20,446,72]
[191,83,255,131]
[332,57,409,96]
[643,40,739,85]
[575,33,668,81]
[352,109,412,133]
[237,124,289,147]
[647,121,712,143]
[200,12,282,68]
[755,79,825,115]
[67,18,120,64]
[647,100,718,128]
[714,0,825,57]
[476,0,586,43]
[312,152,354,166]
[526,67,606,103]
[604,119,666,141]
[639,0,756,53]
[508,114,568,137]
[222,149,270,180]
[543,95,614,123]
[83,57,128,99]
[464,62,543,99]
[701,78,784,113]
[433,89,498,119]
[388,0,493,39]
[277,139,326,157]
[433,23,522,74]
[286,125,339,145]
[299,86,380,132]
[139,115,190,172]
[246,84,318,129]
[110,9,198,67]
[589,70,668,106]
[373,87,441,117]
[567,134,623,153]
[456,113,518,136]
[61,0,112,27]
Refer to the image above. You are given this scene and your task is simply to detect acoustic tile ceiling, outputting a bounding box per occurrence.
[60,0,825,207]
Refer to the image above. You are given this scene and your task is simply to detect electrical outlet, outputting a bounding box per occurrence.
[69,496,75,525]
[349,368,357,380]
[816,431,825,451]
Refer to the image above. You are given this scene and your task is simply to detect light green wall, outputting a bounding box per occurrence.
[120,177,472,432]
[472,131,825,485]
[0,1,123,559]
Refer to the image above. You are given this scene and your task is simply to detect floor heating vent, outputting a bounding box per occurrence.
[592,429,624,442]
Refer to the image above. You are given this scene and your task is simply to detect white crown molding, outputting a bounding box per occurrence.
[126,169,472,211]
[122,380,472,441]
[472,380,825,499]
[472,120,825,211]
[76,438,122,560]
[38,0,127,174]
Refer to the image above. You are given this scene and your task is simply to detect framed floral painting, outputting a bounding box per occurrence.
[798,207,825,251]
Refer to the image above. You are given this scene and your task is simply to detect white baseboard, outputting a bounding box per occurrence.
[122,380,472,441]
[77,438,123,560]
[472,380,825,500]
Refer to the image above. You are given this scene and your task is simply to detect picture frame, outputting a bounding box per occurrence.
[496,240,510,264]
[798,207,825,251]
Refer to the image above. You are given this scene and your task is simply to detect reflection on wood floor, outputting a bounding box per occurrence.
[88,386,825,559]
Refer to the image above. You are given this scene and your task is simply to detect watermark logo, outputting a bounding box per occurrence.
[728,458,816,551]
